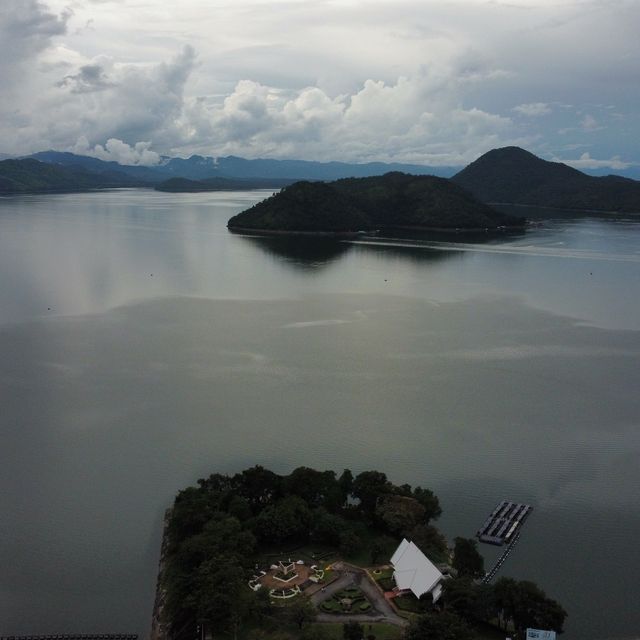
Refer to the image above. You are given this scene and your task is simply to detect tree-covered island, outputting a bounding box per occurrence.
[226,173,524,235]
[152,466,566,640]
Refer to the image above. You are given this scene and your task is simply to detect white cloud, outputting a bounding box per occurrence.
[581,114,601,132]
[1,0,638,166]
[558,152,632,171]
[513,102,551,117]
[72,136,161,166]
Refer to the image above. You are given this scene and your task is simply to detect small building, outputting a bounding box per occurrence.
[390,538,444,602]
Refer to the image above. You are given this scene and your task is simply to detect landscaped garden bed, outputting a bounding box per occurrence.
[320,587,374,614]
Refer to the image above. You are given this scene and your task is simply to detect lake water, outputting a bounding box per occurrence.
[1,190,639,639]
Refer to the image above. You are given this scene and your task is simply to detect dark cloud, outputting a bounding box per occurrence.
[0,0,68,67]
[58,63,115,93]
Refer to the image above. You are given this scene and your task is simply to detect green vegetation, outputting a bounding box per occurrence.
[452,537,484,579]
[162,465,443,638]
[452,146,640,213]
[161,465,567,640]
[0,158,142,193]
[320,587,372,614]
[154,176,295,192]
[227,172,522,233]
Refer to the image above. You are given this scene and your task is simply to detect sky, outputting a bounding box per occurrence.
[1,0,639,169]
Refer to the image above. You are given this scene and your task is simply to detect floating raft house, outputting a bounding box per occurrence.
[477,500,532,546]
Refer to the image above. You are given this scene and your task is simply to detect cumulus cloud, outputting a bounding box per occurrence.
[559,152,633,171]
[72,136,160,166]
[177,71,515,164]
[513,102,551,117]
[58,63,114,93]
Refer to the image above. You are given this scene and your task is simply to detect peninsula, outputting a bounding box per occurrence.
[151,465,566,640]
[227,172,523,234]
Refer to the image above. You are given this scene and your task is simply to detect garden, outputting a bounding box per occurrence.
[320,587,373,614]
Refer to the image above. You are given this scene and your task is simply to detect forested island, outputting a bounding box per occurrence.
[227,173,523,234]
[154,177,296,192]
[152,465,566,640]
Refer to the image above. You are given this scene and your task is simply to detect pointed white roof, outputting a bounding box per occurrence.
[390,538,443,601]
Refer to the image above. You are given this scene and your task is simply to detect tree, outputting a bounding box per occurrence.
[233,465,282,511]
[493,577,567,634]
[287,597,317,630]
[285,467,341,509]
[342,621,364,640]
[404,611,474,640]
[412,486,442,523]
[409,523,448,562]
[352,471,391,516]
[339,527,362,556]
[452,537,485,578]
[253,495,312,543]
[338,468,353,505]
[375,494,426,536]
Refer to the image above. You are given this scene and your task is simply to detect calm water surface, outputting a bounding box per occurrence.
[1,190,639,639]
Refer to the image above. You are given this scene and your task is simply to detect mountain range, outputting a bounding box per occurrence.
[1,147,639,215]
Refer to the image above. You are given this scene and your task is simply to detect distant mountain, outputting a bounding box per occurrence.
[195,155,457,180]
[0,158,143,194]
[30,151,164,183]
[29,150,457,183]
[452,147,640,213]
[154,176,297,192]
[227,172,522,234]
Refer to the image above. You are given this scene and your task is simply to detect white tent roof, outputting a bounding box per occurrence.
[390,538,443,601]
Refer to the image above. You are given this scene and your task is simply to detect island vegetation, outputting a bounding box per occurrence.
[0,158,143,193]
[156,465,566,640]
[154,177,296,192]
[452,146,640,214]
[227,173,523,234]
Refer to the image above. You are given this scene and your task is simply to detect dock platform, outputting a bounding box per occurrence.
[476,500,532,546]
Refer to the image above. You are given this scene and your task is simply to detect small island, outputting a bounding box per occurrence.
[226,172,524,235]
[151,465,566,640]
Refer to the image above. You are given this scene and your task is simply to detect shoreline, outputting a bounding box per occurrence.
[227,223,525,237]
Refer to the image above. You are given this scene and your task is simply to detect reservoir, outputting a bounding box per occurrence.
[0,190,639,639]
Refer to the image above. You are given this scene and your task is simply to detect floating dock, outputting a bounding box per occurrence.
[476,500,532,546]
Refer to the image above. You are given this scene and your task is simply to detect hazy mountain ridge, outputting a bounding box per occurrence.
[452,147,640,213]
[0,158,144,194]
[26,150,456,182]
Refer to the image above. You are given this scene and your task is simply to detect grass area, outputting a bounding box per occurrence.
[313,622,403,640]
[393,594,424,614]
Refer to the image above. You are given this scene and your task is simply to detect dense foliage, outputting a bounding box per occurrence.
[155,176,295,192]
[452,146,640,213]
[162,465,442,637]
[0,158,142,193]
[162,465,567,639]
[227,172,522,232]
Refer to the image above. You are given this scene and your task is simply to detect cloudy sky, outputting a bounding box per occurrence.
[1,0,638,169]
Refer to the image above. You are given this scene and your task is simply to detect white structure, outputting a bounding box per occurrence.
[390,538,444,602]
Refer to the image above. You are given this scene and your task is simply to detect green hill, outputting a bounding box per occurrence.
[227,172,521,233]
[0,158,142,194]
[452,147,640,213]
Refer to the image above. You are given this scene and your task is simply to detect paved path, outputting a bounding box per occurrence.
[310,563,407,627]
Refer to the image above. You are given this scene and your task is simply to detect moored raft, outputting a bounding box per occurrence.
[477,500,532,545]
